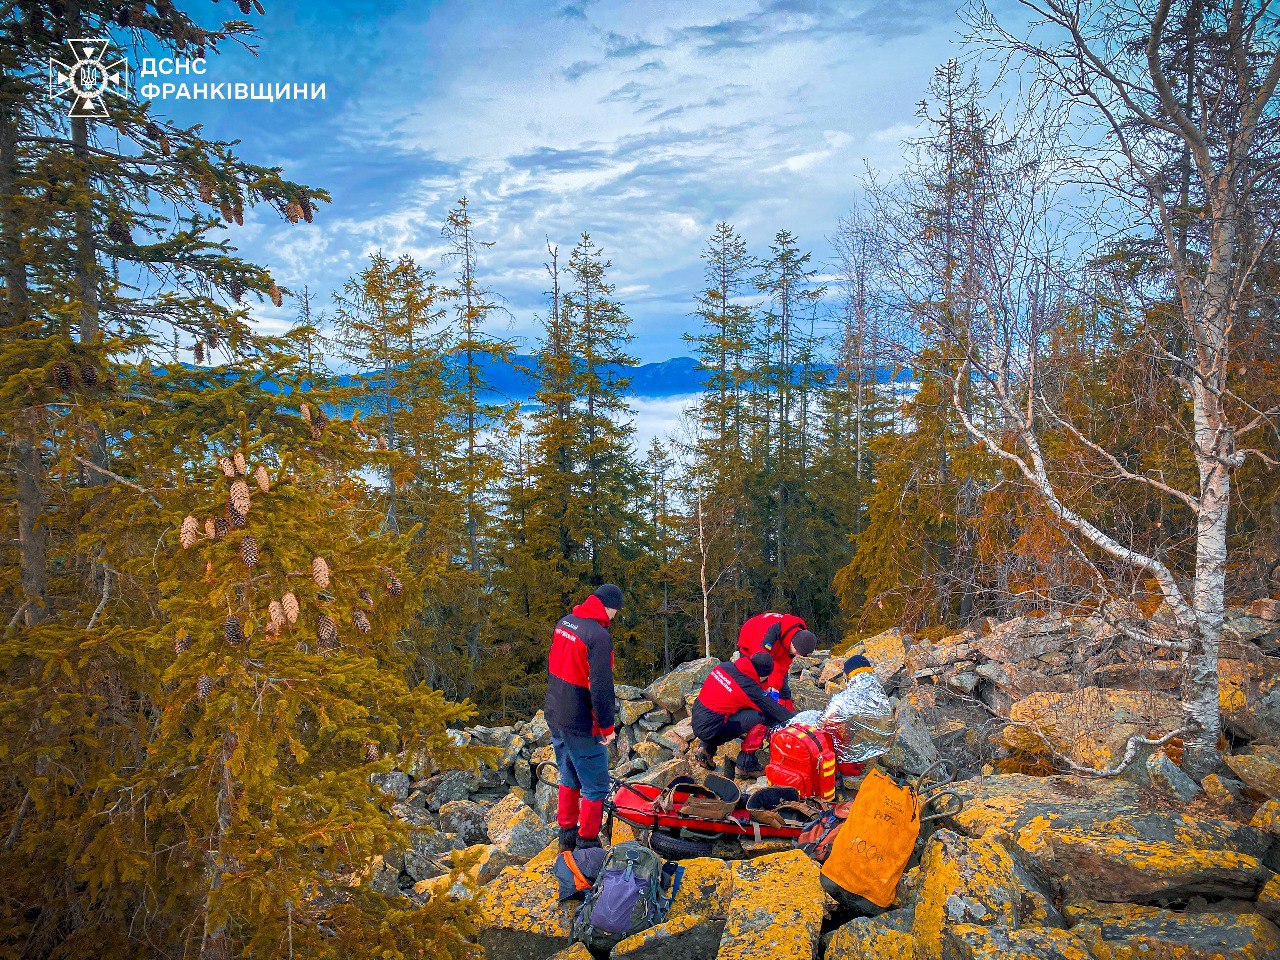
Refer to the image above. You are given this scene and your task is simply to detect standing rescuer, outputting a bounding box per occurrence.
[545,584,623,851]
[692,652,796,777]
[735,612,818,710]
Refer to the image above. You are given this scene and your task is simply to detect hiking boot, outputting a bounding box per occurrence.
[558,826,579,853]
[692,742,717,772]
[734,750,763,778]
[575,834,602,851]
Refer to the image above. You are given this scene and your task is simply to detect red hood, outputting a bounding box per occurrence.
[573,593,612,627]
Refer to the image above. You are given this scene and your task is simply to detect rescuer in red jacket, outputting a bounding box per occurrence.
[691,652,796,777]
[735,612,818,710]
[545,584,622,851]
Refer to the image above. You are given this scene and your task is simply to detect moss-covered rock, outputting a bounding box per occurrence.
[718,851,824,960]
[1065,900,1280,960]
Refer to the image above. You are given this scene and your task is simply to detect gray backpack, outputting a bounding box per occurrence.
[569,842,684,951]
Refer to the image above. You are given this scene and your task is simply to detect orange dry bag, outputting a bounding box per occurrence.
[820,768,919,908]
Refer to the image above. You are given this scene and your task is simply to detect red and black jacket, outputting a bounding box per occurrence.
[544,594,616,738]
[736,612,808,692]
[692,661,795,739]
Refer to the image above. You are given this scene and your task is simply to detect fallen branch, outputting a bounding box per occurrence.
[73,456,163,508]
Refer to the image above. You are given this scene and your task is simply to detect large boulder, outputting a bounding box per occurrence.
[939,924,1095,960]
[371,769,411,802]
[824,912,915,960]
[486,793,556,862]
[1064,900,1280,960]
[1005,687,1182,770]
[951,775,1273,901]
[620,698,656,726]
[1225,746,1280,799]
[1220,654,1280,741]
[646,658,718,711]
[717,851,824,960]
[910,829,1038,960]
[478,855,572,960]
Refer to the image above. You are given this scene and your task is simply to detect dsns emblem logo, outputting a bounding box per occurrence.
[49,39,129,118]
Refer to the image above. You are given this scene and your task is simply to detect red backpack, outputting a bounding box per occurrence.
[765,724,837,801]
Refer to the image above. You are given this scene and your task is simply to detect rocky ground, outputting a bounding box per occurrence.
[368,598,1280,960]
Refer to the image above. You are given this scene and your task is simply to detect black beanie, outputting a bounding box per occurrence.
[790,629,818,657]
[749,652,775,680]
[594,584,623,611]
[843,654,872,675]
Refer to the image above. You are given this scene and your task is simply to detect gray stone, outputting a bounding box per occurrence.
[645,658,718,711]
[1147,752,1202,803]
[438,799,490,845]
[615,684,647,701]
[404,829,462,882]
[371,770,411,802]
[428,770,478,811]
[533,779,558,822]
[882,702,941,777]
[946,672,981,694]
[525,711,551,747]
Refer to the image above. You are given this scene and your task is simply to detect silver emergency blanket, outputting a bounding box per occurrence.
[818,672,898,762]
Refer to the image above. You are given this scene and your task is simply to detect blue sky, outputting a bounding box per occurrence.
[156,0,1003,361]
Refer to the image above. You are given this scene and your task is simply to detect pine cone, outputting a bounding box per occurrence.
[300,403,311,423]
[194,340,205,363]
[281,591,300,624]
[229,280,245,302]
[253,465,270,493]
[79,363,98,388]
[386,572,403,597]
[197,674,214,699]
[229,505,247,529]
[358,587,374,608]
[107,217,131,245]
[267,599,285,632]
[233,451,247,475]
[213,516,230,538]
[376,436,388,451]
[284,200,303,224]
[224,616,243,645]
[175,629,191,654]
[180,515,199,549]
[317,613,338,650]
[269,283,283,308]
[220,198,234,223]
[363,741,380,762]
[54,361,74,392]
[230,479,251,515]
[310,422,322,441]
[353,609,371,634]
[300,195,313,222]
[311,557,331,589]
[198,180,214,204]
[233,204,244,227]
[240,534,259,568]
[236,0,251,13]
[145,121,161,141]
[218,456,235,477]
[205,518,217,539]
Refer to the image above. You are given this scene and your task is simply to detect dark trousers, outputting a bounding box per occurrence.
[693,703,767,751]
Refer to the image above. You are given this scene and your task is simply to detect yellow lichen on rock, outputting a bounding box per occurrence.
[942,923,1095,960]
[910,829,1021,960]
[477,856,572,959]
[717,851,823,960]
[544,944,592,960]
[1065,900,1280,960]
[1226,751,1280,800]
[1250,799,1280,835]
[613,913,724,958]
[668,856,734,922]
[1258,874,1280,924]
[823,916,913,960]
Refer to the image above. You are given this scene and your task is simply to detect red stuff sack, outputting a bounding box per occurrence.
[765,724,837,801]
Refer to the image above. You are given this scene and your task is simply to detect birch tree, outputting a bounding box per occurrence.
[968,0,1280,777]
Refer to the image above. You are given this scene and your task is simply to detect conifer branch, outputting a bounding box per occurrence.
[72,456,163,507]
